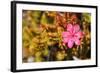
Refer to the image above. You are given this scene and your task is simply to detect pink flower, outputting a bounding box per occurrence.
[62,24,84,48]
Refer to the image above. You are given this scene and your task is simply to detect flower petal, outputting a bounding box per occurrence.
[62,31,70,38]
[67,24,73,33]
[73,24,80,33]
[62,37,69,43]
[75,31,84,39]
[74,38,80,45]
[68,40,74,48]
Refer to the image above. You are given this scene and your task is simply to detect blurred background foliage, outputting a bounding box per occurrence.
[22,10,91,62]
